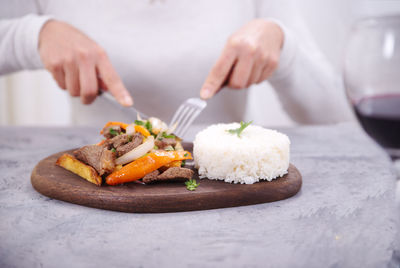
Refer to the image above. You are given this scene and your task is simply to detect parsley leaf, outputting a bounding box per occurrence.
[185,179,200,191]
[111,148,116,153]
[164,145,174,151]
[181,160,186,167]
[226,121,253,138]
[135,120,144,126]
[109,128,119,136]
[162,132,176,139]
[145,121,152,132]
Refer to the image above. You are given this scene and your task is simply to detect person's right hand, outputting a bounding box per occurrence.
[39,20,133,106]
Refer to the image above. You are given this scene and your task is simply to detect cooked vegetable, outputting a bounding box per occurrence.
[97,140,106,146]
[162,132,176,139]
[56,154,102,186]
[166,122,178,135]
[164,145,174,151]
[106,150,192,185]
[148,117,168,135]
[226,121,253,138]
[100,121,128,134]
[109,128,119,137]
[115,136,155,165]
[126,124,136,135]
[134,125,151,137]
[164,160,183,168]
[134,120,144,126]
[145,121,152,132]
[185,179,200,191]
[175,141,184,151]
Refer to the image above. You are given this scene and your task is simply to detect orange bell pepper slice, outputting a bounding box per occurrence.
[100,121,151,137]
[96,139,106,146]
[100,121,129,134]
[134,125,151,137]
[106,151,192,185]
[164,160,182,168]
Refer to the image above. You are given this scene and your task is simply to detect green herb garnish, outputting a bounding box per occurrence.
[181,160,186,167]
[135,120,144,126]
[145,121,152,132]
[111,148,116,153]
[184,153,188,157]
[185,179,200,191]
[162,132,176,139]
[164,145,174,151]
[109,128,119,136]
[226,121,253,138]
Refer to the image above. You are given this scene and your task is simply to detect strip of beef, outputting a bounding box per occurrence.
[106,134,131,148]
[116,133,143,157]
[74,145,115,175]
[105,133,143,157]
[142,170,160,183]
[158,167,193,180]
[155,137,177,150]
[102,125,122,139]
[143,167,194,183]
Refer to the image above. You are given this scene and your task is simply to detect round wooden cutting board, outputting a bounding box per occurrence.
[31,143,302,213]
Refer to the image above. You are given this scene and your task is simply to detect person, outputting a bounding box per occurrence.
[0,0,352,126]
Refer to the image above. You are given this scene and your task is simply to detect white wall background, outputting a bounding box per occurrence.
[1,0,399,126]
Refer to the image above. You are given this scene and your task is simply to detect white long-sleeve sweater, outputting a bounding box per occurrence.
[0,0,352,126]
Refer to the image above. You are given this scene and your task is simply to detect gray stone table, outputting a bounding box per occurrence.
[0,123,399,268]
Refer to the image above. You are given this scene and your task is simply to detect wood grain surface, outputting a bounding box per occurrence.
[31,143,302,213]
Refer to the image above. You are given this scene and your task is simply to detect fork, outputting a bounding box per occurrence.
[100,92,206,137]
[169,98,207,138]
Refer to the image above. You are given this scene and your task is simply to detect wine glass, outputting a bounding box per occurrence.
[344,15,400,161]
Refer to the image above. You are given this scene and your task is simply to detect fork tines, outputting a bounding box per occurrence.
[169,98,207,138]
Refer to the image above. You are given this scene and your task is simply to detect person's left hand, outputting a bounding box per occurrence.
[200,19,284,99]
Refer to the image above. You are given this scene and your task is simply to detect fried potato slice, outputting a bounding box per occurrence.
[56,154,102,186]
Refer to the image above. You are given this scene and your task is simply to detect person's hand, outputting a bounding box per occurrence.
[39,20,133,106]
[200,19,284,99]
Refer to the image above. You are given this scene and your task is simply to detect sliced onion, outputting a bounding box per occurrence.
[166,122,178,135]
[115,136,154,165]
[126,124,136,135]
[148,117,168,135]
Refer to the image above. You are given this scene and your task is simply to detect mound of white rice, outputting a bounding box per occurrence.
[193,123,290,184]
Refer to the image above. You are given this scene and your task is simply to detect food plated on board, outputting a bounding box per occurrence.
[56,117,194,187]
[193,121,290,184]
[56,119,291,188]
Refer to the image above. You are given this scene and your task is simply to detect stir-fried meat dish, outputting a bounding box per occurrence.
[56,117,193,186]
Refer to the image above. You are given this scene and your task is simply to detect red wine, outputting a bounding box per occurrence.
[353,95,400,150]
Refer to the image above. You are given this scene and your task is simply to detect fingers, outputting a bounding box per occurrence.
[97,52,133,106]
[64,60,80,97]
[79,59,98,104]
[228,53,254,89]
[200,46,237,99]
[98,77,108,91]
[258,55,279,83]
[247,58,265,87]
[51,66,66,90]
